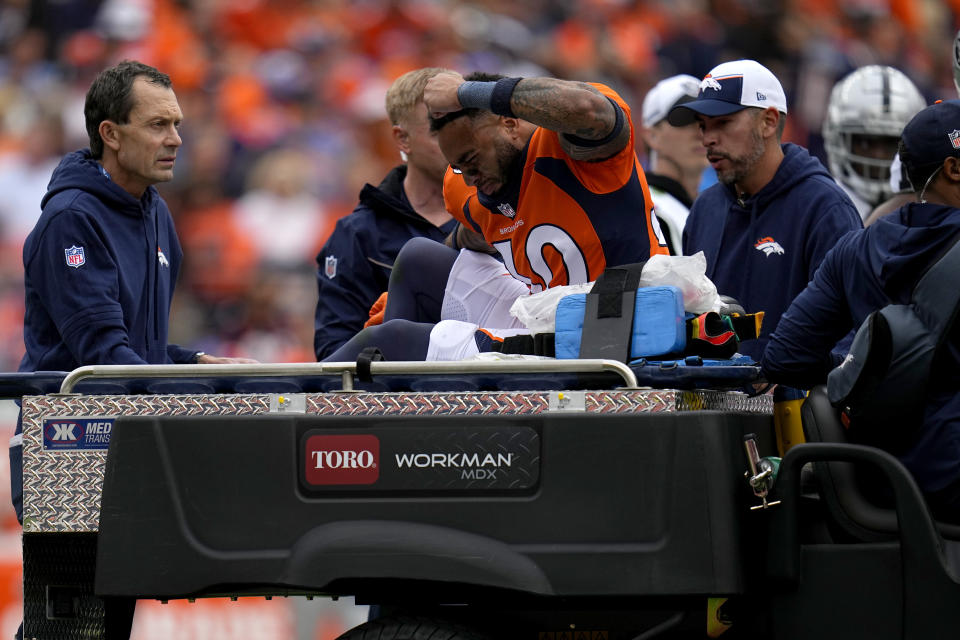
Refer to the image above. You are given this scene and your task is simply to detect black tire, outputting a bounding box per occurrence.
[336,615,494,640]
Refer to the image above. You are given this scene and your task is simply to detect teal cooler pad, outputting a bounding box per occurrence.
[555,285,686,359]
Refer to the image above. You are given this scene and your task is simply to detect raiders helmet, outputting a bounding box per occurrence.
[823,65,926,206]
[953,29,960,97]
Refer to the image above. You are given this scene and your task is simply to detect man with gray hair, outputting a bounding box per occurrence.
[11,58,253,640]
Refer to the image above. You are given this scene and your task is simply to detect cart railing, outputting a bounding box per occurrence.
[53,358,639,394]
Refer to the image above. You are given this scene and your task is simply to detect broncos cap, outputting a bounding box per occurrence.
[668,59,788,126]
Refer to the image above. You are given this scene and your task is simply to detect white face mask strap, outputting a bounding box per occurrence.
[918,165,943,204]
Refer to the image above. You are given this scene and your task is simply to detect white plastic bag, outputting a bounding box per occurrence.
[509,282,594,332]
[509,252,720,329]
[638,252,720,314]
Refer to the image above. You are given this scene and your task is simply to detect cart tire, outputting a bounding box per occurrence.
[336,615,494,640]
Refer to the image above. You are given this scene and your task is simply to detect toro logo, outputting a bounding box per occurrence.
[304,434,379,486]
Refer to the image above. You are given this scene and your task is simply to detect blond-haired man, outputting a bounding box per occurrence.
[314,67,457,359]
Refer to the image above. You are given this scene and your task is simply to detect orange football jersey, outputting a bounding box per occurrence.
[444,83,667,292]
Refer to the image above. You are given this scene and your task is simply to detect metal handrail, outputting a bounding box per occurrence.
[57,359,639,394]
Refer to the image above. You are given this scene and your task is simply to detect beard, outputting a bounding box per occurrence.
[489,136,524,196]
[714,126,766,186]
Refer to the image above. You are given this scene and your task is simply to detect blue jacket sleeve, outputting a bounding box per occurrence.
[802,195,863,281]
[314,221,385,360]
[166,344,198,364]
[762,242,856,388]
[27,211,147,365]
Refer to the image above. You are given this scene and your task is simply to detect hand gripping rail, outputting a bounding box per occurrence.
[57,359,640,394]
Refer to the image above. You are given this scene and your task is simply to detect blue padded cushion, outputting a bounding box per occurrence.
[555,285,686,359]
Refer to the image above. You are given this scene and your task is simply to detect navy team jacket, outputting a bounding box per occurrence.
[313,165,456,360]
[20,149,196,373]
[683,143,862,360]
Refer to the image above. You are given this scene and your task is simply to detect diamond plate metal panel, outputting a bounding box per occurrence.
[22,389,771,533]
[675,390,774,413]
[21,393,271,534]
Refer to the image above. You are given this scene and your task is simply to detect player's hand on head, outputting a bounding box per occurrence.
[423,71,466,118]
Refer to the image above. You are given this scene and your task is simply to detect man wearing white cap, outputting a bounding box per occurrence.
[640,74,709,255]
[669,59,861,361]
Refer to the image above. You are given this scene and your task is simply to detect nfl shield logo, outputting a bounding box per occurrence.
[64,245,85,268]
[324,255,338,279]
[497,203,516,218]
[949,130,960,149]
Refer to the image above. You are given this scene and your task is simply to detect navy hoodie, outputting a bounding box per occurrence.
[764,203,960,493]
[19,149,195,373]
[683,143,862,359]
[314,165,456,360]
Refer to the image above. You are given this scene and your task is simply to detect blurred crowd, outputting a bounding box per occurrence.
[0,0,958,368]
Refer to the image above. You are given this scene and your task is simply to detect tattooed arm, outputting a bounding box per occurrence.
[508,78,629,161]
[423,72,630,161]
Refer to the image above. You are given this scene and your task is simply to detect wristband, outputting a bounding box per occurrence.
[456,77,522,117]
[490,77,522,117]
[193,351,206,364]
[456,81,495,111]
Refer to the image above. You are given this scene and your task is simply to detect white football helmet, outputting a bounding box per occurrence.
[953,29,960,97]
[823,65,926,206]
